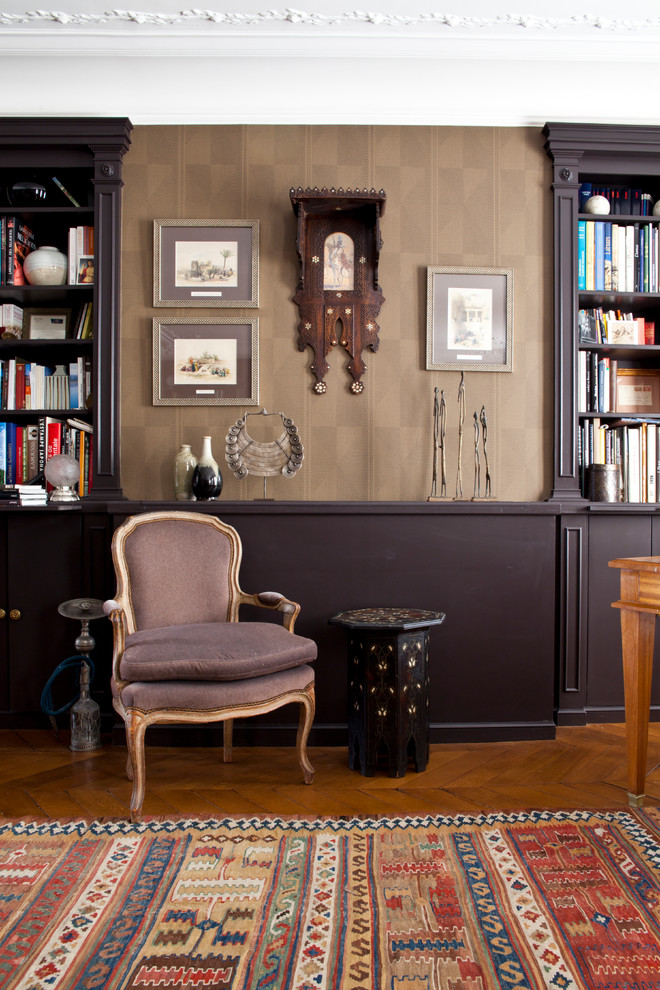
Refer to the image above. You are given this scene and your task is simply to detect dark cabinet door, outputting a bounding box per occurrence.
[0,518,7,711]
[587,512,660,716]
[2,512,83,718]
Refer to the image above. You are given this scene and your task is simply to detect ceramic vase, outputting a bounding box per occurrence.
[191,436,223,500]
[174,443,197,500]
[9,180,47,207]
[23,245,67,286]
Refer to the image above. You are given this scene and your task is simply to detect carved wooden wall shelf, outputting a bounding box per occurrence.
[290,186,386,394]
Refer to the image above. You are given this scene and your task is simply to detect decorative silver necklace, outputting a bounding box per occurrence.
[225,409,304,480]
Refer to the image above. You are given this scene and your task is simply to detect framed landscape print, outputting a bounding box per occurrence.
[153,317,259,406]
[153,219,259,307]
[426,266,513,372]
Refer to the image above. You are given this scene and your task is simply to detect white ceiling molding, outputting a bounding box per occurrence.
[1,4,660,124]
[0,9,658,29]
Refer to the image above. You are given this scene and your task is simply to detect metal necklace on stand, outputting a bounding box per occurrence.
[225,408,304,497]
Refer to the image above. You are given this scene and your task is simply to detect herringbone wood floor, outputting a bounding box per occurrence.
[2,724,660,820]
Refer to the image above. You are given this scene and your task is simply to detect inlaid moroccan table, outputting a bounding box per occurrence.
[329,606,445,777]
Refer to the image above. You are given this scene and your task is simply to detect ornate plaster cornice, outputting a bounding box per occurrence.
[0,9,659,31]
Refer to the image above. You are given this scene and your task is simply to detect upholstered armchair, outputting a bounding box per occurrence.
[104,510,317,820]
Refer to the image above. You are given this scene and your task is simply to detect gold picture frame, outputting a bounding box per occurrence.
[426,266,513,372]
[153,219,259,308]
[615,368,660,415]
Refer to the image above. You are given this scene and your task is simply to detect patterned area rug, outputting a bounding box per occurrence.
[3,809,660,988]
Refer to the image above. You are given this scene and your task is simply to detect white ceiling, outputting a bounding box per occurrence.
[2,2,660,125]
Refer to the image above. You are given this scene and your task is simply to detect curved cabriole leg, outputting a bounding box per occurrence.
[223,718,233,763]
[123,719,134,781]
[297,686,315,784]
[126,713,148,822]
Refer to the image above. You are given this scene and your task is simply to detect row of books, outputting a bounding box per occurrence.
[579,351,660,416]
[578,220,660,293]
[580,419,660,502]
[578,307,655,346]
[579,183,655,216]
[0,217,35,286]
[67,225,94,285]
[0,357,92,411]
[0,416,92,493]
[579,351,616,413]
[0,220,94,287]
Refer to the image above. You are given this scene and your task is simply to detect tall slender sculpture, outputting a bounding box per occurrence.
[456,372,465,498]
[481,405,492,497]
[439,389,447,497]
[473,410,481,498]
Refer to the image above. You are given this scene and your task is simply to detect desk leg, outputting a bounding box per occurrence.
[620,607,655,806]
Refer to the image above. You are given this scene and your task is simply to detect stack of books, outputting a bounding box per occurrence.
[0,484,47,506]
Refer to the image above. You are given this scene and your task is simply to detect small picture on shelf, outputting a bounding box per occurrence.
[578,310,599,343]
[609,320,641,345]
[24,308,71,340]
[77,256,94,284]
[615,368,660,414]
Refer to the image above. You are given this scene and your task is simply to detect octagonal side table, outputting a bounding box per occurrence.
[329,606,445,778]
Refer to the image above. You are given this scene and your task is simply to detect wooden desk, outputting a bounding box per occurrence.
[609,555,660,805]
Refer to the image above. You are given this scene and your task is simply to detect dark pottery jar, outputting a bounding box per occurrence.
[191,435,223,500]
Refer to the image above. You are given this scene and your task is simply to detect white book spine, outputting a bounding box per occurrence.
[648,424,657,503]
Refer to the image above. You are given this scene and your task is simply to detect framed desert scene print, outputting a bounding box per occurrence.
[153,219,259,307]
[153,317,259,406]
[426,266,513,372]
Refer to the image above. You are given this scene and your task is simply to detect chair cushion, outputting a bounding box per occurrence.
[119,621,317,682]
[113,663,314,713]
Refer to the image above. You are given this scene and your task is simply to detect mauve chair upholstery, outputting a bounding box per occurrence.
[105,510,317,821]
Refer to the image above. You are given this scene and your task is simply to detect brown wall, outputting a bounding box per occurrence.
[120,125,553,502]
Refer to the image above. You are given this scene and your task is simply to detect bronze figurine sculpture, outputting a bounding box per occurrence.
[456,372,465,498]
[481,405,492,497]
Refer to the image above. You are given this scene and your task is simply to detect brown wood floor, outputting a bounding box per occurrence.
[2,724,660,820]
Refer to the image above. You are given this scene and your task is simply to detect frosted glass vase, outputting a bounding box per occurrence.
[174,443,197,500]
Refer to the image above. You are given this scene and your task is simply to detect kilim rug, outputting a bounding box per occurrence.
[4,810,660,989]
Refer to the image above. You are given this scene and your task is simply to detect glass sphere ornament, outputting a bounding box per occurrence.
[44,453,81,502]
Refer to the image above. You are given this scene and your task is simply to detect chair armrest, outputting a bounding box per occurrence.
[103,599,129,689]
[238,590,301,632]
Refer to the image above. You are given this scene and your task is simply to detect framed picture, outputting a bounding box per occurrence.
[153,317,259,406]
[153,219,259,307]
[24,308,71,340]
[426,266,513,372]
[77,255,94,284]
[615,368,660,414]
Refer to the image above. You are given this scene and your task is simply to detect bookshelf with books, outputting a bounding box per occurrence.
[544,122,660,727]
[544,123,660,504]
[0,118,132,501]
[0,118,131,726]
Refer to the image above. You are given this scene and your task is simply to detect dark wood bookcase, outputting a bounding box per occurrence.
[0,118,132,500]
[544,123,660,726]
[544,122,660,504]
[0,119,131,725]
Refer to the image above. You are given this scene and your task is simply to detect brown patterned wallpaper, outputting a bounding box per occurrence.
[120,125,552,502]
